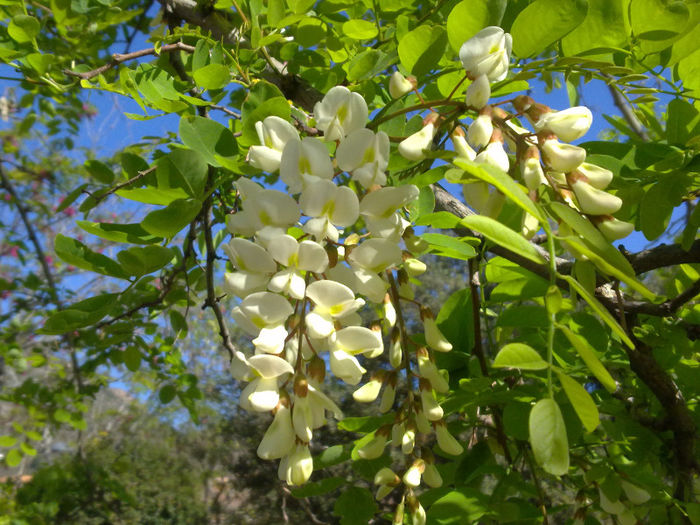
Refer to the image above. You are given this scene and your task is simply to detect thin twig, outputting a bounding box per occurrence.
[92,166,156,205]
[604,74,650,141]
[64,42,196,80]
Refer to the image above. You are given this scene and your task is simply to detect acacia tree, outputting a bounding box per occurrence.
[1,0,699,523]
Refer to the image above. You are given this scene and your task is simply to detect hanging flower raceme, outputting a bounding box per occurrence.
[304,279,365,339]
[534,106,593,143]
[240,354,294,412]
[314,85,368,141]
[222,237,277,298]
[459,26,512,82]
[231,291,294,354]
[247,116,300,172]
[266,234,329,299]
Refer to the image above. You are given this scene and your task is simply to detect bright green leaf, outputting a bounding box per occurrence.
[511,0,588,58]
[461,215,546,265]
[179,116,238,167]
[493,343,549,370]
[8,15,40,43]
[342,19,378,40]
[54,234,128,279]
[398,25,447,77]
[446,0,507,52]
[5,448,22,467]
[141,199,201,238]
[558,324,617,393]
[529,398,569,476]
[0,436,17,447]
[77,221,162,245]
[333,486,377,525]
[117,246,175,277]
[555,370,600,432]
[192,63,230,90]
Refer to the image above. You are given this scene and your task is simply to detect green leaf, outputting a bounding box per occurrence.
[192,63,230,90]
[8,14,40,43]
[54,409,70,423]
[54,234,128,279]
[141,199,201,238]
[558,324,616,393]
[436,288,475,357]
[446,0,507,52]
[428,488,489,523]
[460,215,546,265]
[630,0,690,54]
[451,159,545,222]
[240,97,291,147]
[511,0,588,58]
[123,346,142,372]
[117,246,175,277]
[0,436,17,447]
[414,211,462,229]
[77,221,162,245]
[56,184,88,212]
[421,233,476,260]
[666,98,700,145]
[157,148,208,198]
[84,159,115,184]
[179,116,238,167]
[529,398,569,476]
[313,445,350,469]
[561,0,628,56]
[5,448,22,467]
[398,25,447,77]
[345,49,394,82]
[493,343,549,370]
[561,275,634,349]
[159,384,177,404]
[291,476,345,497]
[40,294,118,335]
[560,236,656,301]
[20,442,36,456]
[333,487,377,525]
[555,370,600,432]
[342,19,378,40]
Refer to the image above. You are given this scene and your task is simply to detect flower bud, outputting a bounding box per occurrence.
[393,501,405,524]
[415,411,432,434]
[420,380,444,421]
[402,459,425,488]
[401,425,416,455]
[621,480,651,505]
[435,421,464,455]
[389,328,403,368]
[521,147,547,190]
[451,128,477,161]
[379,381,396,413]
[421,308,452,352]
[407,495,426,525]
[535,106,593,143]
[353,374,384,403]
[569,177,622,216]
[404,257,427,276]
[257,405,296,460]
[287,443,314,486]
[389,71,415,99]
[398,122,436,161]
[594,216,634,241]
[383,294,397,330]
[423,462,443,488]
[521,212,540,240]
[374,467,400,487]
[465,74,491,110]
[474,140,510,173]
[468,114,493,149]
[404,227,429,254]
[575,162,613,189]
[417,348,449,393]
[358,427,390,459]
[541,138,586,173]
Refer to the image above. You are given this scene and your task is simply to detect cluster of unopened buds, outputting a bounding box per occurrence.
[226,24,630,524]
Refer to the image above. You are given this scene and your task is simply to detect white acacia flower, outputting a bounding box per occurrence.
[235,177,264,199]
[293,382,344,442]
[222,238,277,298]
[257,405,295,459]
[232,292,293,354]
[299,179,360,242]
[401,426,416,454]
[267,235,329,299]
[423,314,452,352]
[474,141,510,173]
[329,347,366,385]
[468,114,493,149]
[596,216,634,241]
[305,280,365,339]
[465,74,491,109]
[423,462,443,488]
[336,128,390,188]
[360,185,419,241]
[230,350,253,381]
[420,388,444,421]
[353,376,383,402]
[347,238,403,274]
[521,156,547,190]
[247,116,300,172]
[226,188,300,238]
[283,443,314,486]
[522,212,541,239]
[240,354,294,412]
[280,137,334,193]
[402,459,425,487]
[417,349,448,393]
[357,432,388,459]
[534,106,592,143]
[314,86,368,141]
[541,138,586,173]
[389,71,414,99]
[459,26,512,82]
[452,131,476,161]
[398,122,435,161]
[570,179,622,216]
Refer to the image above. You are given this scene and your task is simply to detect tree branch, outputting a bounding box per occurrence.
[63,42,196,80]
[603,74,651,142]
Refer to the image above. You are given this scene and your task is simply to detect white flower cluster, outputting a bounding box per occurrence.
[232,86,458,494]
[393,26,632,247]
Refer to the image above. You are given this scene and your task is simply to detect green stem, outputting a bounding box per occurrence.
[545,225,557,398]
